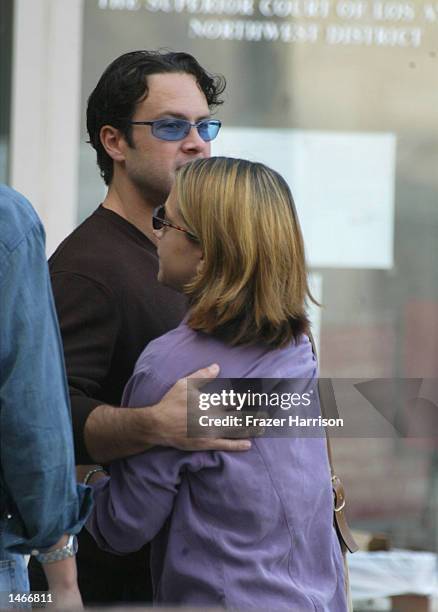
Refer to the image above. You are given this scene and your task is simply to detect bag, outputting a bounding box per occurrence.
[308,333,358,610]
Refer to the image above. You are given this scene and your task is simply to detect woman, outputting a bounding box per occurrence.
[86,157,347,610]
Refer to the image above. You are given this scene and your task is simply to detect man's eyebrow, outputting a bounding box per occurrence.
[156,111,211,121]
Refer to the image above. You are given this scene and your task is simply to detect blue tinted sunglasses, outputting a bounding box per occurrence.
[129,118,221,142]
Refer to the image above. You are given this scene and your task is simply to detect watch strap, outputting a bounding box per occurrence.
[33,534,78,564]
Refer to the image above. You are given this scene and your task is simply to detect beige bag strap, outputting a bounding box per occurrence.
[308,332,359,554]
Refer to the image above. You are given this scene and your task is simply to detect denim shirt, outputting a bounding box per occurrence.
[0,185,92,554]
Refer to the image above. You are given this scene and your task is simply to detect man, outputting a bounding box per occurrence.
[34,51,250,604]
[0,185,92,609]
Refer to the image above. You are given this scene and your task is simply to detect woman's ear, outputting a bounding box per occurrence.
[196,255,204,273]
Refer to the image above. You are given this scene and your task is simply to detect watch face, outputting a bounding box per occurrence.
[71,535,78,555]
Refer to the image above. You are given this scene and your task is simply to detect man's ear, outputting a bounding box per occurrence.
[99,125,128,162]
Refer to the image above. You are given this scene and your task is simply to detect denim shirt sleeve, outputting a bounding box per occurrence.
[0,188,92,554]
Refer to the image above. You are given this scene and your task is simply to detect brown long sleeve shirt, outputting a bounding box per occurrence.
[49,205,187,464]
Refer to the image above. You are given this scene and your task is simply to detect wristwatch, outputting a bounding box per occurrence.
[32,534,78,564]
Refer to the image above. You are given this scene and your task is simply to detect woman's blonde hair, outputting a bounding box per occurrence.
[175,157,316,348]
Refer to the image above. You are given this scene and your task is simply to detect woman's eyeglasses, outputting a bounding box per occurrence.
[152,205,199,241]
[129,118,221,142]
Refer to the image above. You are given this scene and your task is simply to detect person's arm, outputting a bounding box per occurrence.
[0,208,92,555]
[49,271,120,464]
[86,446,203,555]
[83,364,251,463]
[50,273,250,464]
[39,536,82,610]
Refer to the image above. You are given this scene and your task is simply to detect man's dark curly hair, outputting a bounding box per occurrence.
[87,50,225,185]
[86,50,226,186]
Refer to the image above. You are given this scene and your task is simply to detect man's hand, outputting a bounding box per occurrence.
[84,363,251,463]
[146,363,252,451]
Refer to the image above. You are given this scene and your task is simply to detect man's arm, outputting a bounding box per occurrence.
[50,273,250,464]
[83,364,251,463]
[49,272,120,464]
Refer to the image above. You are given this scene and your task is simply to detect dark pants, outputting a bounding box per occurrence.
[29,528,152,606]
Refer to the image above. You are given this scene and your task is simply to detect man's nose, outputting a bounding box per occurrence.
[180,125,209,153]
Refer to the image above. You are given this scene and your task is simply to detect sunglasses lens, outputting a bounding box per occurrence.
[152,206,165,230]
[153,119,188,141]
[198,120,221,142]
[151,119,221,142]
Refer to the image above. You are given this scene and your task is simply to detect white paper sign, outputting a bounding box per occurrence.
[213,129,396,269]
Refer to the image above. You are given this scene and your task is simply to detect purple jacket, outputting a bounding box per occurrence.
[87,322,346,610]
